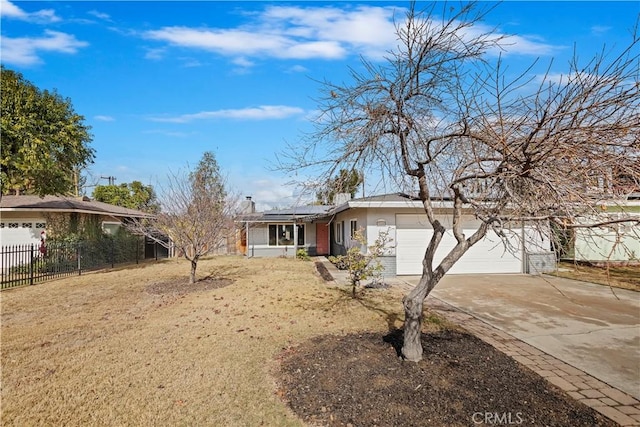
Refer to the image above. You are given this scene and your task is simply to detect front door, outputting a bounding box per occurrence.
[316,223,329,255]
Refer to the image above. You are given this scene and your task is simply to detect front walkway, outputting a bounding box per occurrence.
[315,258,640,426]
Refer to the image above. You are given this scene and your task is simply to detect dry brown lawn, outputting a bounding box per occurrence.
[550,261,640,292]
[1,256,405,426]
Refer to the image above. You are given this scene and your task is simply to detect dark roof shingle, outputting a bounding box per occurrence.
[0,195,152,218]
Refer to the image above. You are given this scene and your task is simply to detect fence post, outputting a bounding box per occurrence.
[77,243,82,276]
[30,244,35,285]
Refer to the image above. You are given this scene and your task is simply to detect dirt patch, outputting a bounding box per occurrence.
[145,277,233,295]
[277,330,615,427]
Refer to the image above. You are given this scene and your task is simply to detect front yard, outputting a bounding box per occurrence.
[1,256,615,426]
[1,256,402,426]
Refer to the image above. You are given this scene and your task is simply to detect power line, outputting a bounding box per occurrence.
[100,176,117,185]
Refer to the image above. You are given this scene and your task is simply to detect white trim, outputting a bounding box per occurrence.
[349,219,358,239]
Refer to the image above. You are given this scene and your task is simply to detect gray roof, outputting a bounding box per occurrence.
[348,192,420,203]
[0,195,152,218]
[263,205,333,215]
[237,204,333,223]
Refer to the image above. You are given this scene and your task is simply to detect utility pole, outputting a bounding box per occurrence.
[100,176,117,185]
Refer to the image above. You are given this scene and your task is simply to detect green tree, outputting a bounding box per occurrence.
[1,67,94,196]
[93,181,160,213]
[316,169,363,204]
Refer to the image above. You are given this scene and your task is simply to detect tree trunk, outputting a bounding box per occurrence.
[400,238,479,361]
[401,292,425,361]
[401,272,434,361]
[189,259,197,284]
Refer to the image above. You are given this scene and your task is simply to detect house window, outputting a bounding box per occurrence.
[21,223,33,228]
[268,224,305,246]
[350,220,358,239]
[335,222,343,244]
[35,223,46,229]
[102,222,121,235]
[8,223,18,228]
[0,223,4,228]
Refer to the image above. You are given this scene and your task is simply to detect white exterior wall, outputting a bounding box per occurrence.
[574,225,640,262]
[365,208,398,255]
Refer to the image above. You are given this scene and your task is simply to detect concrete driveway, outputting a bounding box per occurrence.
[398,274,640,399]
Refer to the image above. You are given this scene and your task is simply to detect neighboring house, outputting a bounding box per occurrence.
[566,196,640,264]
[237,197,334,258]
[0,195,153,246]
[238,193,552,276]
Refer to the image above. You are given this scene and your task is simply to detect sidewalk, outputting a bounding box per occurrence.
[314,257,640,426]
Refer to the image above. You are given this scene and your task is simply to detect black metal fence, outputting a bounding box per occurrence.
[1,236,146,290]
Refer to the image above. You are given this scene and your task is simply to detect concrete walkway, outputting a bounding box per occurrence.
[316,258,640,426]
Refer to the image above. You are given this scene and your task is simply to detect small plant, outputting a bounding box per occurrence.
[296,248,311,261]
[331,228,392,297]
[328,255,348,270]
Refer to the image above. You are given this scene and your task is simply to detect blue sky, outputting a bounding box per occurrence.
[2,1,638,210]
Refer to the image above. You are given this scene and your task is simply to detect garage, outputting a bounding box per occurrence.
[395,214,523,275]
[0,220,46,247]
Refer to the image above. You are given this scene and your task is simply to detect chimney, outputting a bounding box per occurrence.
[241,196,255,214]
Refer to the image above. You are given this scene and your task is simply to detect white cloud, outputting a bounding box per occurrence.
[287,65,308,73]
[0,31,88,66]
[260,5,398,59]
[0,0,28,19]
[497,33,559,56]
[88,10,111,21]
[94,115,115,122]
[144,26,346,60]
[142,5,396,61]
[237,176,309,211]
[232,57,254,68]
[144,47,166,60]
[141,5,560,64]
[0,0,60,23]
[591,25,611,36]
[149,105,305,123]
[180,57,203,68]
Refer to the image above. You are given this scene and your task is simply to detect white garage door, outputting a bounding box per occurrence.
[0,220,46,246]
[395,215,523,275]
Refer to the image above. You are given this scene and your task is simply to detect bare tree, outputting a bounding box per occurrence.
[129,151,238,284]
[280,3,640,361]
